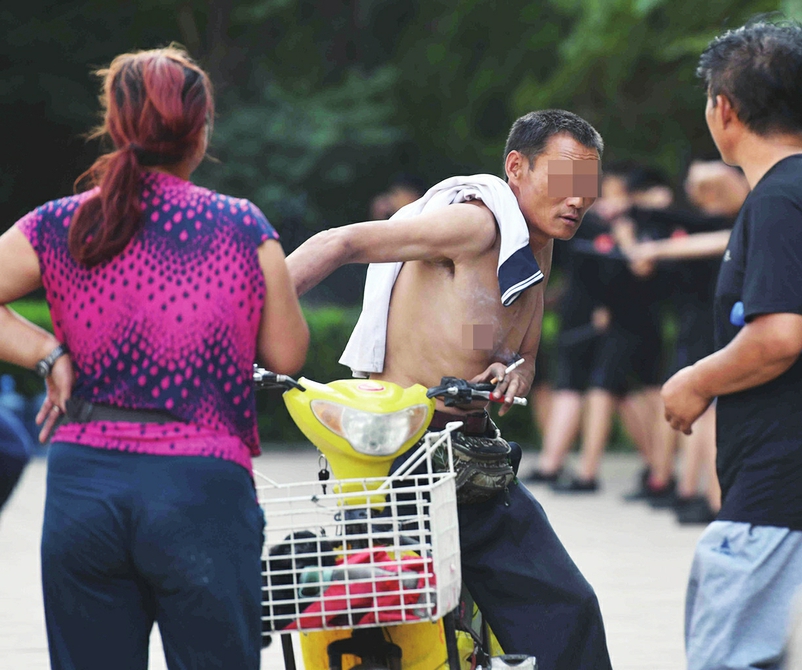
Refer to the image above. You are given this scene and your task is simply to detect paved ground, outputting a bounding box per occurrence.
[0,449,705,669]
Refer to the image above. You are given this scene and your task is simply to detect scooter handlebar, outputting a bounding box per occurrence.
[252,365,305,392]
[425,376,527,408]
[252,368,526,407]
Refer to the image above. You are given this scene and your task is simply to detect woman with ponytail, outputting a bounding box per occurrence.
[0,46,308,669]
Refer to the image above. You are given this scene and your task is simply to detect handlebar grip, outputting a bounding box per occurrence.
[426,377,527,408]
[253,365,306,392]
[489,396,528,407]
[478,390,527,406]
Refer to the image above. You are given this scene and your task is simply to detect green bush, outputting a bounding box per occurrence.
[9,300,52,330]
[0,301,52,397]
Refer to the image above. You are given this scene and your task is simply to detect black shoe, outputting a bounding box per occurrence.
[648,491,678,508]
[523,467,563,484]
[645,479,677,508]
[675,496,717,525]
[551,475,599,493]
[622,487,652,502]
[622,466,653,502]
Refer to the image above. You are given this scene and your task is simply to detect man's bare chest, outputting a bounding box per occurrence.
[389,260,538,356]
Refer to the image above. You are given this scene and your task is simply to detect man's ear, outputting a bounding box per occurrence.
[505,150,526,183]
[716,94,738,129]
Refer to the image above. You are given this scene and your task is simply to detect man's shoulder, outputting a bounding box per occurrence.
[455,198,498,225]
[743,165,802,230]
[752,155,802,203]
[437,200,499,256]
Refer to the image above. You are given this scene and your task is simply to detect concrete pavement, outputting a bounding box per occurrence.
[0,450,704,669]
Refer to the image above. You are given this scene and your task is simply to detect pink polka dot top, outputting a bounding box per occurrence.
[16,171,279,473]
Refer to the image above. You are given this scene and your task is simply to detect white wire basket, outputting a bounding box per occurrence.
[256,425,462,633]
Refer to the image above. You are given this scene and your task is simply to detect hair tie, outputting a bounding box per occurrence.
[126,143,144,163]
[126,142,183,167]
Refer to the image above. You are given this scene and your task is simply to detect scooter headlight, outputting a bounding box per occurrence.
[310,401,429,456]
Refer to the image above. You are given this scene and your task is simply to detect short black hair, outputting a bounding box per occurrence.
[503,109,603,173]
[600,159,637,180]
[697,17,802,136]
[625,165,671,194]
[388,172,427,197]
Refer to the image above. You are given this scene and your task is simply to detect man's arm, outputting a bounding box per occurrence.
[286,202,498,296]
[662,312,802,433]
[630,229,731,262]
[477,240,554,416]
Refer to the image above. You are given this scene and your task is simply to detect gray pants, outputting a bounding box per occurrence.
[686,521,802,670]
[787,590,802,670]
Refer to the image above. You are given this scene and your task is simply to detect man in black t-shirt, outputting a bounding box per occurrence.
[661,20,802,670]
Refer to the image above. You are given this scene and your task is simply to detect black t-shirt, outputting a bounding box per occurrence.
[561,211,663,334]
[591,208,665,336]
[714,154,802,530]
[649,210,732,306]
[556,212,606,331]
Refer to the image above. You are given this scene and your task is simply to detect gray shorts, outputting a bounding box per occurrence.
[787,590,802,670]
[686,521,802,670]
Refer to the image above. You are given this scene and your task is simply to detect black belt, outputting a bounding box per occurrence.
[64,398,181,425]
[429,410,489,435]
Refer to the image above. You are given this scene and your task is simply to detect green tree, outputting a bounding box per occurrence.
[0,0,409,244]
[388,0,782,185]
[509,0,779,175]
[2,0,790,258]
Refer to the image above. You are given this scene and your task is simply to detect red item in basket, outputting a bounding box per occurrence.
[284,549,433,630]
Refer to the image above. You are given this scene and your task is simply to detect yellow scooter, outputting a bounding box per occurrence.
[254,368,536,670]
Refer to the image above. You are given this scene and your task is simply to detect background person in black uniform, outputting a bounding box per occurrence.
[630,160,749,523]
[662,19,802,670]
[525,206,613,483]
[527,165,659,487]
[546,166,671,492]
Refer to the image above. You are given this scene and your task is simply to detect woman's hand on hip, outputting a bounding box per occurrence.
[36,355,74,443]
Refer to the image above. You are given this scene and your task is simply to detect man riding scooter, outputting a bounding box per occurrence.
[286,109,612,669]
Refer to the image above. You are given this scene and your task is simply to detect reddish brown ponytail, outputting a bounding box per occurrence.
[69,46,214,267]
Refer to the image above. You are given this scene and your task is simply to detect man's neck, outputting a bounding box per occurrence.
[527,228,550,254]
[733,133,802,189]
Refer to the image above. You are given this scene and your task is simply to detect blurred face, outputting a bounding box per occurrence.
[685,159,749,216]
[387,185,421,215]
[593,174,631,222]
[630,185,673,210]
[506,133,600,249]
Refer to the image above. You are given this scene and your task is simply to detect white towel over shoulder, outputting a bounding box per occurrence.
[339,174,544,377]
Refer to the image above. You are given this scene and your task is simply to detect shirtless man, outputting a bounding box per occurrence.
[287,110,612,669]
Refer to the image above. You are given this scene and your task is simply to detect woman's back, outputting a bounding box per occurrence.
[0,45,308,669]
[17,172,279,466]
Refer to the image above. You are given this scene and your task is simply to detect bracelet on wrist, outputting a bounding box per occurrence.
[34,343,69,379]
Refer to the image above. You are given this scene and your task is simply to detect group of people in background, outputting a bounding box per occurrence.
[524,157,749,525]
[371,157,750,527]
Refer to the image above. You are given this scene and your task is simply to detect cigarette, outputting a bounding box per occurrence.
[491,357,524,384]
